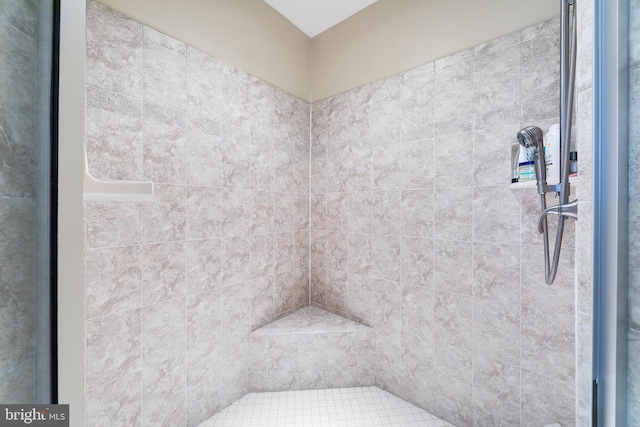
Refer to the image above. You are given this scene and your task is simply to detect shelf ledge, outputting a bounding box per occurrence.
[83,169,154,202]
[509,175,577,190]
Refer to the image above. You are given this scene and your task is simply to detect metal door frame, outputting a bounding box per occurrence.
[593,0,630,425]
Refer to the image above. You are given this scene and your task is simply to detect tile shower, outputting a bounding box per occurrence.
[83,2,579,426]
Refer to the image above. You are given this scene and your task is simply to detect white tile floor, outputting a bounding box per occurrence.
[198,387,454,427]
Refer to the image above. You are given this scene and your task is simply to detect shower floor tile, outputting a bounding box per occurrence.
[198,386,454,427]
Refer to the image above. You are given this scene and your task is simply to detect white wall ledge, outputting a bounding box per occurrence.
[83,169,154,202]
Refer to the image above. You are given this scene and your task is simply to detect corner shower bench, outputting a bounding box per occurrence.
[248,306,375,392]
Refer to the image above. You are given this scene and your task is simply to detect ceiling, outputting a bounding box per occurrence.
[263,0,378,38]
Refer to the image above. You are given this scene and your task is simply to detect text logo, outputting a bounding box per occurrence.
[0,405,69,426]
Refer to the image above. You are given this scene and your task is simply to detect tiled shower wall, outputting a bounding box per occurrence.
[310,19,578,427]
[0,0,39,403]
[83,2,309,426]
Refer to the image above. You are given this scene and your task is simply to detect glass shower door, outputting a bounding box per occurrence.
[0,0,57,404]
[627,0,639,422]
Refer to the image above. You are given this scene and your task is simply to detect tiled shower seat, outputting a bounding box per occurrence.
[248,307,375,392]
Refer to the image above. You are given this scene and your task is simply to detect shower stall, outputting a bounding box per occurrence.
[33,0,640,426]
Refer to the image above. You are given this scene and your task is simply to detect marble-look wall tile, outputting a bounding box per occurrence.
[143,298,186,366]
[349,191,372,233]
[576,0,594,93]
[86,87,143,181]
[186,47,223,120]
[401,189,433,238]
[222,282,252,335]
[86,309,142,388]
[473,242,520,304]
[372,143,402,191]
[142,242,186,305]
[433,343,473,426]
[221,236,251,286]
[521,308,575,382]
[186,288,221,346]
[474,44,520,115]
[143,184,186,243]
[473,186,520,244]
[251,234,274,279]
[86,373,142,427]
[143,27,187,108]
[143,104,187,184]
[473,126,517,186]
[186,239,221,294]
[222,136,251,189]
[401,237,433,286]
[371,279,401,329]
[251,144,275,192]
[86,1,142,97]
[401,67,434,129]
[222,188,252,236]
[433,58,473,123]
[325,232,348,272]
[251,190,274,235]
[521,34,560,102]
[433,239,473,295]
[326,192,348,232]
[577,89,594,201]
[348,141,372,192]
[521,369,575,427]
[373,191,402,235]
[85,201,143,248]
[86,246,142,319]
[371,234,401,282]
[434,133,474,187]
[401,138,433,189]
[472,355,520,426]
[186,186,221,240]
[401,285,433,340]
[472,299,520,366]
[326,269,348,312]
[142,355,185,427]
[347,274,372,322]
[433,187,473,241]
[185,341,222,426]
[434,291,472,349]
[251,276,275,329]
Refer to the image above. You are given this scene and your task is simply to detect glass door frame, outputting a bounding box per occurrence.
[593,0,630,425]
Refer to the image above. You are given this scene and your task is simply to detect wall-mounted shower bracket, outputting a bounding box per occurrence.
[538,198,579,233]
[540,183,563,194]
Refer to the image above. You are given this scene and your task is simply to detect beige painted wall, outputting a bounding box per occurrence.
[311,0,559,100]
[96,0,312,100]
[96,0,559,102]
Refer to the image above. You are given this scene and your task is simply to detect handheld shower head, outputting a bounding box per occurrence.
[517,126,546,193]
[517,126,544,149]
